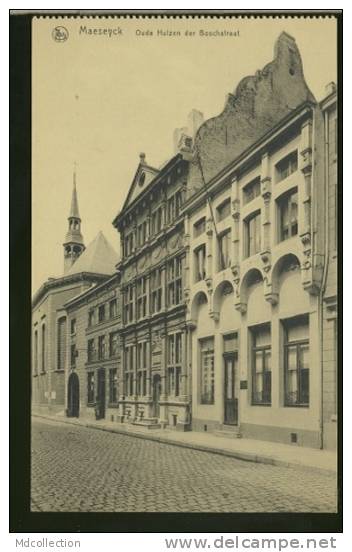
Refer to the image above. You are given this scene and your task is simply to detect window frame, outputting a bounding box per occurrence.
[124,345,134,397]
[87,371,95,404]
[136,341,148,397]
[276,150,298,183]
[109,368,118,405]
[167,256,183,307]
[200,338,215,405]
[150,268,163,314]
[277,187,298,242]
[216,197,231,222]
[251,323,272,406]
[283,315,310,407]
[167,333,182,397]
[243,176,261,205]
[136,277,147,320]
[194,243,206,282]
[218,229,232,271]
[244,210,261,258]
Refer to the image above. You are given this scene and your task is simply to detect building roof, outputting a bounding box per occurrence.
[65,231,119,277]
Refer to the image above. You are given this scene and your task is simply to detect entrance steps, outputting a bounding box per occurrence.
[212,425,242,439]
[132,417,161,429]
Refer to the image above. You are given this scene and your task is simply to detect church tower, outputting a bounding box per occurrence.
[63,171,85,273]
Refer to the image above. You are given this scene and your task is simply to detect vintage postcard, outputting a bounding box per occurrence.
[23,11,341,530]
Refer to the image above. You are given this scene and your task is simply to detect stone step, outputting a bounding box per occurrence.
[212,427,242,439]
[132,420,162,429]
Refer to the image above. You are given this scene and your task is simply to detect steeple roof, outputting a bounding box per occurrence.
[69,176,80,219]
[65,231,119,277]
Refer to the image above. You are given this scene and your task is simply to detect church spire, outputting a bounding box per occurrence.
[63,165,85,273]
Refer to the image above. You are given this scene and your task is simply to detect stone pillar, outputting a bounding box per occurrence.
[117,333,125,422]
[176,326,191,431]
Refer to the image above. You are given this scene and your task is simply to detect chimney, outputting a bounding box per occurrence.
[173,127,188,154]
[187,109,204,139]
[325,82,336,97]
[139,152,146,165]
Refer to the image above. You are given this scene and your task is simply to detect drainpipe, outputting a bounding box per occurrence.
[318,107,330,449]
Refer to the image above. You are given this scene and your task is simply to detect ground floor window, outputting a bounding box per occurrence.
[167,333,182,396]
[109,368,118,404]
[283,314,309,406]
[137,342,148,396]
[250,323,271,405]
[200,337,215,404]
[125,345,134,396]
[87,372,95,404]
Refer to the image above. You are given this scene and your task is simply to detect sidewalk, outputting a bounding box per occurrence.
[33,413,337,474]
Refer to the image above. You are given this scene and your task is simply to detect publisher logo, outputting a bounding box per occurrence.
[52,26,69,43]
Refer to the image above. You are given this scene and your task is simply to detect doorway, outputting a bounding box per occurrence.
[96,368,106,420]
[224,354,238,425]
[67,372,79,417]
[152,374,161,418]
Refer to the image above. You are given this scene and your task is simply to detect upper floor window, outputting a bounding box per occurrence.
[243,177,261,205]
[88,308,95,327]
[151,206,163,235]
[194,244,206,282]
[216,198,231,222]
[136,277,147,320]
[283,315,309,407]
[98,304,106,323]
[87,338,95,362]
[33,330,38,375]
[109,299,117,319]
[150,268,162,314]
[167,333,182,396]
[98,335,106,360]
[277,188,298,242]
[244,210,261,258]
[167,256,183,306]
[167,196,175,223]
[276,150,298,183]
[70,318,76,335]
[218,230,231,271]
[109,331,119,358]
[124,285,134,324]
[251,323,271,406]
[137,220,148,247]
[194,217,206,238]
[41,324,46,373]
[124,232,134,257]
[57,317,67,371]
[70,343,77,367]
[175,189,183,218]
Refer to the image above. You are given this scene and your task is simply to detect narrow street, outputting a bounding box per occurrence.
[31,418,337,513]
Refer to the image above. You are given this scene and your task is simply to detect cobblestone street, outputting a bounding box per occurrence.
[31,418,337,513]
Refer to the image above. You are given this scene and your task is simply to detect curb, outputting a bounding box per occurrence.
[33,414,337,475]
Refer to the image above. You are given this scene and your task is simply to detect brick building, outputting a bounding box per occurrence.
[32,179,118,414]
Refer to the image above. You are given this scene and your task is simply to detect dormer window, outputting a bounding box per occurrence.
[139,172,146,187]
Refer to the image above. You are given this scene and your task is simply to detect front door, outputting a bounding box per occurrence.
[152,374,161,418]
[67,372,80,417]
[224,355,238,425]
[96,368,106,420]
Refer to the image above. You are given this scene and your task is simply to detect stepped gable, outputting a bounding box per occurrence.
[188,32,316,193]
[65,231,119,277]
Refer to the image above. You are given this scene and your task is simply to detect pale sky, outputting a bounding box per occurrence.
[32,16,337,293]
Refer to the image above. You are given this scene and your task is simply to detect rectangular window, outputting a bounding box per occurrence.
[167,256,183,306]
[137,342,147,396]
[218,230,231,271]
[217,198,231,222]
[167,196,175,223]
[109,368,118,404]
[194,217,206,238]
[194,244,206,282]
[70,343,76,368]
[98,335,106,360]
[57,317,67,371]
[276,150,298,182]
[175,189,183,218]
[87,372,95,404]
[283,315,309,407]
[109,299,117,319]
[98,304,106,323]
[70,318,76,335]
[167,333,182,396]
[137,220,148,247]
[200,338,215,404]
[34,330,38,375]
[150,268,163,314]
[87,338,95,362]
[41,324,46,373]
[136,277,147,319]
[109,332,118,358]
[251,323,271,405]
[124,232,134,257]
[88,309,95,327]
[125,346,134,396]
[278,188,298,242]
[124,285,134,324]
[151,206,163,235]
[243,177,261,204]
[244,211,261,257]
